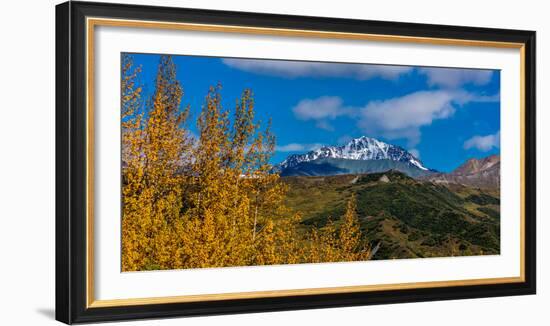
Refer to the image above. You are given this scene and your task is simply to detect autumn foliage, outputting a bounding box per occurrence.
[121,54,371,271]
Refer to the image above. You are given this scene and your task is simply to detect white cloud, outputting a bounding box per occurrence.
[292,96,355,131]
[275,143,306,152]
[337,135,353,145]
[418,67,494,88]
[276,143,324,152]
[409,148,421,159]
[222,58,412,80]
[315,120,335,131]
[358,90,460,146]
[293,96,352,120]
[463,131,500,151]
[291,90,498,146]
[453,92,501,104]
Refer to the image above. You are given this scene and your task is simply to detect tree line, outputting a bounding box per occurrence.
[121,54,371,271]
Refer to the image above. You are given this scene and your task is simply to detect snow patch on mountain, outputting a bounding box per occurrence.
[276,136,429,171]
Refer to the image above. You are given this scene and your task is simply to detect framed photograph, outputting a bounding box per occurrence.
[56,1,536,324]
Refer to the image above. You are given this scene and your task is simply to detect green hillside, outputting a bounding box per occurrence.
[282,171,500,260]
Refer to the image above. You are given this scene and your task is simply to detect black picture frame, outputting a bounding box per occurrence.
[56,1,536,324]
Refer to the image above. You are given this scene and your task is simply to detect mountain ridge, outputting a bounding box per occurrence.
[279,157,435,178]
[421,154,500,189]
[274,137,500,188]
[275,136,431,176]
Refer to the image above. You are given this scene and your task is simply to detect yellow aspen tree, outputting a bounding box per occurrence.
[337,194,371,261]
[253,219,277,265]
[305,218,338,263]
[122,55,192,271]
[143,55,192,270]
[304,195,370,264]
[176,87,302,268]
[271,212,303,265]
[319,219,340,262]
[121,54,148,271]
[121,55,372,270]
[179,85,238,268]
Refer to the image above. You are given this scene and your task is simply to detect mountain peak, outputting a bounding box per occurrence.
[453,154,500,176]
[276,136,429,172]
[421,154,500,189]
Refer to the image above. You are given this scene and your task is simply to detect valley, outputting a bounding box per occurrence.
[282,170,500,260]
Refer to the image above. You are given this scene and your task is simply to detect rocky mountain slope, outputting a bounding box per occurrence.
[422,155,500,189]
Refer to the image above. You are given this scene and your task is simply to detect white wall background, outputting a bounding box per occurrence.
[0,0,546,324]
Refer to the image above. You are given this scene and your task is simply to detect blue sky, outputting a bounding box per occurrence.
[128,53,500,172]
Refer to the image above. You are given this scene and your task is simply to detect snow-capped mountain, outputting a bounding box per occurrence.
[276,136,429,172]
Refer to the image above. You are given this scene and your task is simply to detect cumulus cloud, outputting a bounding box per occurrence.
[292,96,355,131]
[222,58,413,80]
[315,120,335,131]
[418,67,494,88]
[275,143,306,152]
[408,148,421,159]
[455,92,501,104]
[291,90,498,147]
[463,131,500,151]
[276,143,324,152]
[358,90,460,146]
[293,96,352,120]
